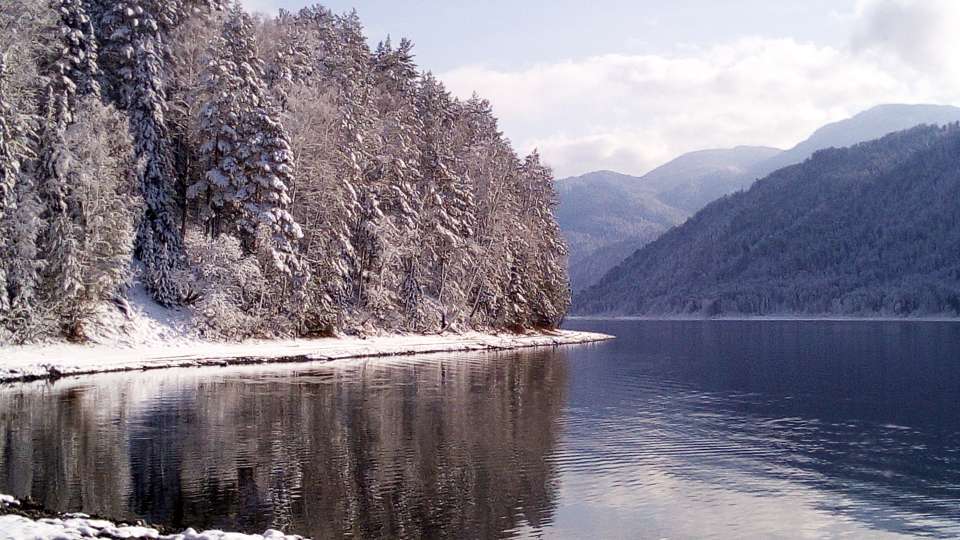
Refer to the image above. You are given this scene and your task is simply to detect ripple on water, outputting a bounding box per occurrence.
[548,318,960,540]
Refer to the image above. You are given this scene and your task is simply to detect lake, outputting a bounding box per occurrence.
[2,319,960,539]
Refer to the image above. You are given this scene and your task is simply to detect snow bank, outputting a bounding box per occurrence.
[0,492,307,540]
[0,494,304,540]
[0,330,611,383]
[0,515,302,540]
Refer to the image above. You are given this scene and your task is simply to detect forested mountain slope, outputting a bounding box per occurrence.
[573,124,960,316]
[557,147,778,291]
[0,1,569,343]
[556,171,687,292]
[559,104,960,294]
[639,146,783,213]
[751,104,960,178]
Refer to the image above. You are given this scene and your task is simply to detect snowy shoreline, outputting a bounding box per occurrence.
[0,493,301,540]
[0,330,613,384]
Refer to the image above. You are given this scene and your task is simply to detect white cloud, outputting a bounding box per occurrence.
[438,5,960,178]
[852,0,960,75]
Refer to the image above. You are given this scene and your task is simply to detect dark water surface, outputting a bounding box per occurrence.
[2,319,960,539]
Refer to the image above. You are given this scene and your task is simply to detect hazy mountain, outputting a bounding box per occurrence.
[556,171,687,291]
[750,104,960,178]
[572,124,960,317]
[558,103,960,293]
[557,149,780,291]
[642,146,782,212]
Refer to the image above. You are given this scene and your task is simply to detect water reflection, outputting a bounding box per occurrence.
[558,319,960,539]
[5,320,960,540]
[0,349,568,539]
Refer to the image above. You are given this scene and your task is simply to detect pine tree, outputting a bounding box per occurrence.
[367,37,424,327]
[0,55,44,335]
[414,74,474,321]
[92,0,184,305]
[91,0,222,306]
[264,8,365,333]
[0,57,16,220]
[456,95,520,328]
[517,151,570,327]
[192,4,303,271]
[0,57,17,316]
[54,0,102,99]
[35,0,103,319]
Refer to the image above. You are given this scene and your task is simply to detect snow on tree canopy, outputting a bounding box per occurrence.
[0,0,571,343]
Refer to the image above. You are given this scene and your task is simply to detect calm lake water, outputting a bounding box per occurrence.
[2,319,960,539]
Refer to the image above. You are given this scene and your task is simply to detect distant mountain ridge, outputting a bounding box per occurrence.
[572,124,960,316]
[750,104,960,177]
[556,170,688,291]
[558,103,960,293]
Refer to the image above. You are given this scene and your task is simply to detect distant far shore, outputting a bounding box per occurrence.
[0,330,613,384]
[565,314,960,322]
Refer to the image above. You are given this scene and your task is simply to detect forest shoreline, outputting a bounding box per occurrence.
[0,329,612,384]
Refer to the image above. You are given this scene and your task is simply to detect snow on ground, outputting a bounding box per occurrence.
[0,282,612,383]
[0,328,611,383]
[0,494,302,539]
[0,504,302,540]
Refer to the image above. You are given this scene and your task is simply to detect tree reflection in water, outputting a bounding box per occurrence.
[0,348,568,539]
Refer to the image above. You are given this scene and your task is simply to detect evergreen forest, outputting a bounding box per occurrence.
[573,124,960,317]
[0,0,571,343]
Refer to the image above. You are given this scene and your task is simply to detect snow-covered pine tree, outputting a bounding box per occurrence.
[455,95,521,328]
[164,3,223,207]
[414,74,475,325]
[35,0,104,322]
[0,57,17,316]
[92,0,184,305]
[367,37,424,328]
[54,0,102,99]
[286,8,393,327]
[179,4,307,338]
[517,150,570,327]
[261,9,317,106]
[36,92,84,317]
[192,3,303,271]
[265,9,359,334]
[325,9,370,94]
[0,58,16,220]
[371,37,417,97]
[0,54,44,337]
[191,5,251,240]
[91,0,222,306]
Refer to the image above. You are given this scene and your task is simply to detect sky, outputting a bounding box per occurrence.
[239,0,960,178]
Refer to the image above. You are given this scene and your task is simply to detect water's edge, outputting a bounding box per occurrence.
[0,331,614,384]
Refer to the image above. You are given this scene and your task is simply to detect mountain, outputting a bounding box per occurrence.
[640,146,783,212]
[557,148,778,291]
[556,171,686,292]
[572,124,960,317]
[750,104,960,178]
[558,103,960,293]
